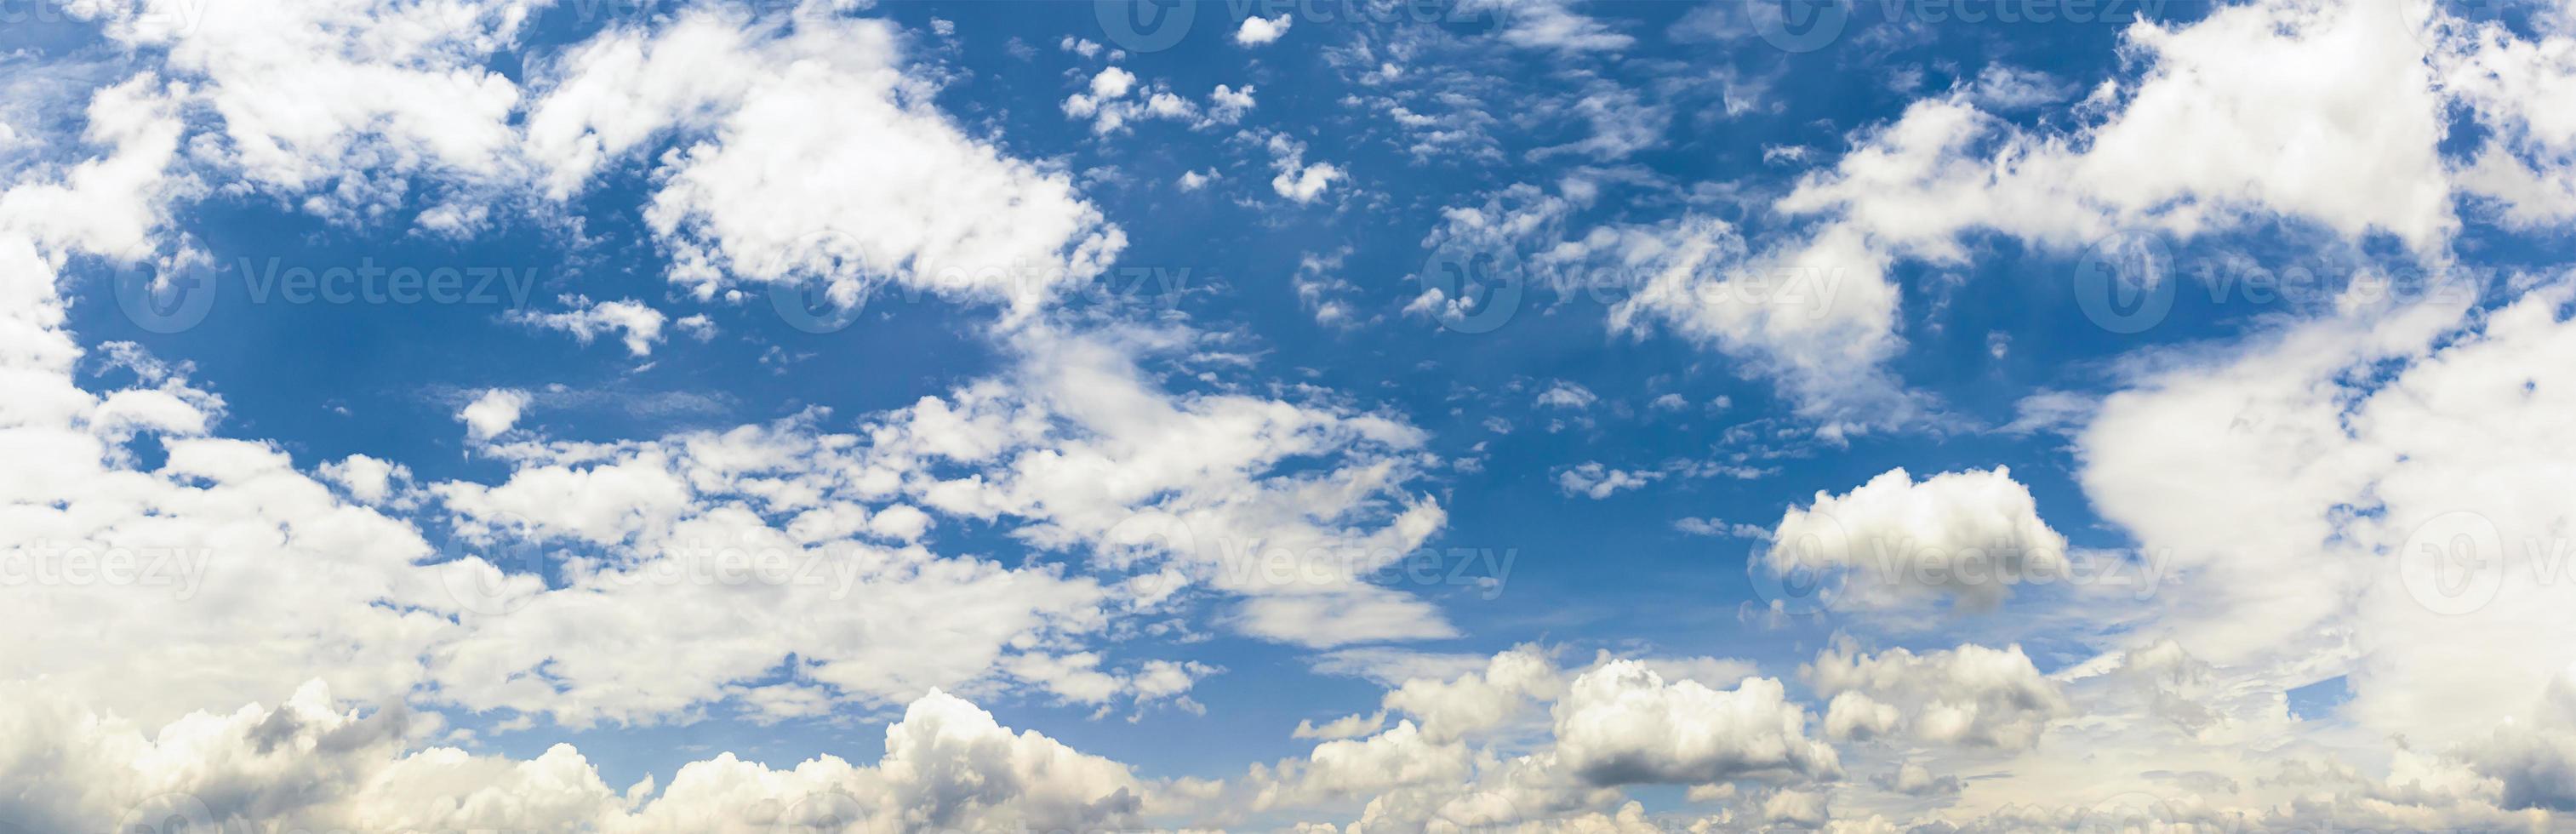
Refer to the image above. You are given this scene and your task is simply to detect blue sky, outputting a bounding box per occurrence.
[10,0,2576,831]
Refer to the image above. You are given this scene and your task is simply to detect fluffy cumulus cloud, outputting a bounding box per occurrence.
[0,679,1159,832]
[1804,640,2071,750]
[70,0,532,223]
[1764,466,2071,614]
[458,387,529,440]
[1602,0,2537,419]
[1228,646,1835,831]
[1236,13,1292,46]
[525,7,1125,316]
[1551,660,1842,787]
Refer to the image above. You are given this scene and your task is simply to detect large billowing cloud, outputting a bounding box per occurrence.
[0,679,1157,832]
[527,7,1125,314]
[1609,0,2479,418]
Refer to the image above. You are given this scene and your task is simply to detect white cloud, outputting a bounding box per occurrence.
[505,295,668,357]
[26,0,2576,829]
[527,9,1126,316]
[1235,14,1292,46]
[1805,640,2071,750]
[1534,380,1598,409]
[1556,463,1658,500]
[0,680,1159,832]
[457,388,530,441]
[2070,268,2576,775]
[1673,517,1768,540]
[1764,466,2070,614]
[318,454,410,505]
[1294,711,1388,740]
[1551,660,1841,786]
[75,0,529,221]
[1965,65,2073,111]
[1089,66,1137,99]
[1612,0,2465,420]
[1382,647,1563,743]
[1266,134,1344,203]
[1459,0,1635,52]
[1208,83,1257,123]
